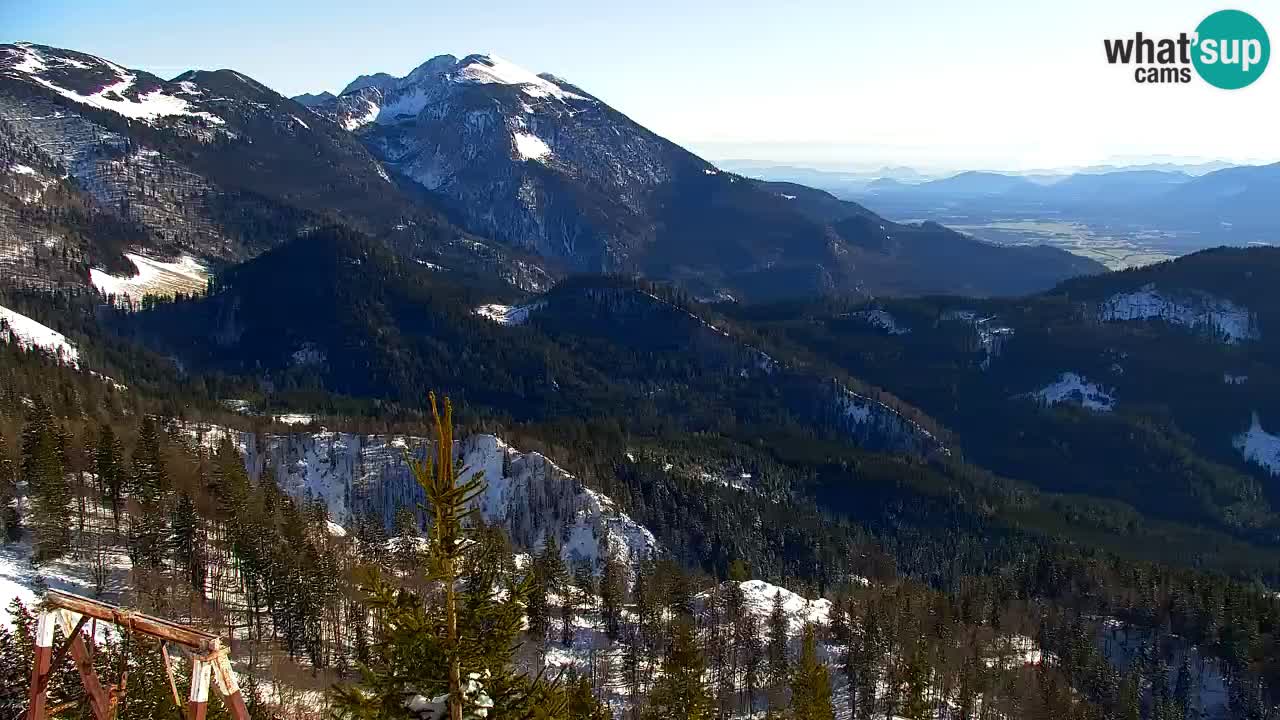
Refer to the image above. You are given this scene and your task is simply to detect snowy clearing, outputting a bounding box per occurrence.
[474,301,546,326]
[0,303,79,367]
[1234,413,1280,476]
[512,131,552,161]
[90,252,208,302]
[1029,372,1115,412]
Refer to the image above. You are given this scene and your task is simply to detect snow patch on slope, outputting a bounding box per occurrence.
[1100,284,1258,343]
[474,301,546,326]
[455,54,586,102]
[343,97,380,131]
[1030,372,1115,412]
[89,253,208,303]
[512,131,551,162]
[733,580,832,633]
[850,308,909,335]
[0,304,79,367]
[7,45,224,126]
[1234,413,1280,476]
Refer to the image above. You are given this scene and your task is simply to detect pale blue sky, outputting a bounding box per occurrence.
[5,0,1277,170]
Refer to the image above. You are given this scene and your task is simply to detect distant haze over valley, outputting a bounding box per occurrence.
[720,158,1280,270]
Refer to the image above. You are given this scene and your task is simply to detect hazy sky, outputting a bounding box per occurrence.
[5,0,1277,171]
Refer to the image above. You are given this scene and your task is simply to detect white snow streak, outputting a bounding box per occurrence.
[456,54,586,102]
[0,304,79,368]
[1030,372,1116,412]
[474,301,546,326]
[1234,413,1280,476]
[90,253,208,302]
[512,131,551,161]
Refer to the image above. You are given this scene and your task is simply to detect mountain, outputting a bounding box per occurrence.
[0,42,556,294]
[291,90,335,107]
[127,225,947,457]
[752,181,1104,295]
[1149,162,1280,233]
[729,246,1280,550]
[908,170,1041,197]
[300,52,1100,300]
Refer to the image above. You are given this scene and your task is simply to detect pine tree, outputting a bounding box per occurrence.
[130,415,166,500]
[790,624,835,720]
[900,648,930,720]
[1118,666,1141,720]
[392,506,422,576]
[22,399,69,562]
[644,618,713,720]
[0,431,19,543]
[1175,655,1194,720]
[95,422,124,522]
[127,416,170,596]
[171,491,203,592]
[600,556,625,643]
[766,590,790,709]
[331,394,565,720]
[566,671,612,720]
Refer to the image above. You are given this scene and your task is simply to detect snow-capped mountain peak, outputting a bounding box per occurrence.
[452,53,587,101]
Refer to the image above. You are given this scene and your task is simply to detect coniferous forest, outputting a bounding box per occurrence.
[3,33,1280,720]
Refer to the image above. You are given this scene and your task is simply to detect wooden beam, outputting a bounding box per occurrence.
[188,657,211,720]
[25,610,55,720]
[209,650,251,720]
[56,611,112,720]
[43,590,221,652]
[160,642,187,718]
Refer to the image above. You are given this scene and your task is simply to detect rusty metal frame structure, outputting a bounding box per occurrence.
[26,590,250,720]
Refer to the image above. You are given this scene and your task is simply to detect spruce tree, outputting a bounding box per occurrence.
[95,422,124,522]
[332,394,565,720]
[766,590,790,709]
[790,624,835,720]
[22,399,69,562]
[600,556,625,643]
[0,431,19,543]
[171,491,203,592]
[644,618,712,720]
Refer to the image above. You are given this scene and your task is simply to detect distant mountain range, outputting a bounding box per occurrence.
[0,42,1103,302]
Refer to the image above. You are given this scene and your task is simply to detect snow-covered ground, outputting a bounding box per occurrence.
[474,301,546,326]
[1028,372,1116,412]
[1100,284,1259,343]
[89,252,209,303]
[455,54,587,102]
[0,303,80,367]
[850,309,910,335]
[1234,413,1280,476]
[0,493,133,628]
[512,131,551,162]
[715,579,833,633]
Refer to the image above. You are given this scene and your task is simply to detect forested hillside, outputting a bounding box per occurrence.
[4,240,1280,718]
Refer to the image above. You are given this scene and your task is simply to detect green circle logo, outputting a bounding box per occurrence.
[1193,10,1270,89]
